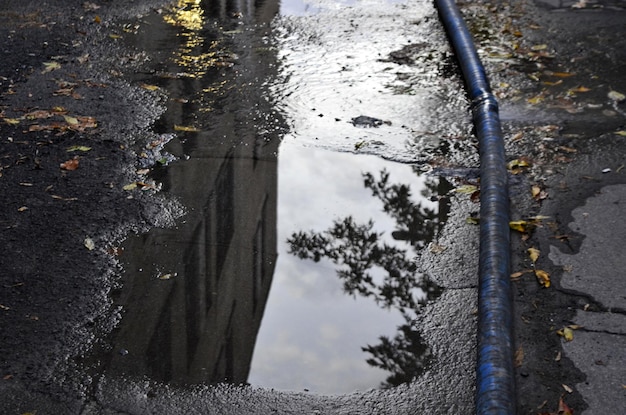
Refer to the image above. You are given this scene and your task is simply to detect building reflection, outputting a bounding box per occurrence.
[102,0,281,385]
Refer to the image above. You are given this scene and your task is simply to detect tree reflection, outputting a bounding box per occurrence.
[287,169,449,387]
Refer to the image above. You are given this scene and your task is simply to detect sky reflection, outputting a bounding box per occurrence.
[248,143,440,394]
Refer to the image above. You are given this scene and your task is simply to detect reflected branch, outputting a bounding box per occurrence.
[287,169,449,387]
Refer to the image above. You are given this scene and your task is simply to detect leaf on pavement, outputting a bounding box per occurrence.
[455,184,479,194]
[60,158,80,171]
[557,326,574,341]
[174,125,200,132]
[42,61,61,73]
[140,83,160,91]
[67,145,92,152]
[3,117,20,125]
[534,269,550,287]
[509,220,530,232]
[507,158,531,173]
[558,397,573,415]
[608,90,626,102]
[84,237,95,251]
[528,247,540,263]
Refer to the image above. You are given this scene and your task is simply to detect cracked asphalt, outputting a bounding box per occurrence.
[0,0,625,414]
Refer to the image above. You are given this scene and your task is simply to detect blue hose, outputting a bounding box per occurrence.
[433,0,515,413]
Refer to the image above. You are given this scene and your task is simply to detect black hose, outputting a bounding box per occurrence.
[434,0,515,413]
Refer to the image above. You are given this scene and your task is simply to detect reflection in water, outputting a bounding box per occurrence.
[286,167,450,388]
[93,0,452,396]
[101,0,282,386]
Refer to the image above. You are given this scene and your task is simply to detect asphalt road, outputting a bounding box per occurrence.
[0,0,625,414]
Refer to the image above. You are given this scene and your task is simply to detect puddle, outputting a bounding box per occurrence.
[95,0,460,395]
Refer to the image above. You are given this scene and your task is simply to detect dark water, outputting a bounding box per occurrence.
[99,0,464,395]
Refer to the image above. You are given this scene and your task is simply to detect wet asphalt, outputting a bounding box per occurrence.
[1,0,625,414]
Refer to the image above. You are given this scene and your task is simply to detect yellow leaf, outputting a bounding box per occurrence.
[123,182,138,191]
[507,158,531,173]
[528,247,540,263]
[17,206,28,212]
[509,220,529,232]
[526,94,544,105]
[557,326,574,341]
[140,83,160,91]
[67,146,92,152]
[63,115,79,125]
[42,61,61,73]
[615,130,626,137]
[466,217,480,225]
[109,34,122,39]
[531,44,548,51]
[3,118,20,125]
[174,125,200,132]
[535,269,551,287]
[455,184,479,194]
[551,72,575,78]
[569,86,591,93]
[531,185,541,198]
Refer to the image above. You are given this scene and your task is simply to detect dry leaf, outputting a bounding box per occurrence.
[60,158,80,171]
[174,125,200,132]
[510,220,530,232]
[608,90,626,102]
[557,326,574,341]
[67,145,92,152]
[3,117,21,125]
[42,61,61,73]
[455,184,479,194]
[84,237,95,251]
[140,83,160,91]
[535,270,551,287]
[528,247,540,263]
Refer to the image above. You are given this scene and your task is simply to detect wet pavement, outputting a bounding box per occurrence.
[0,0,625,414]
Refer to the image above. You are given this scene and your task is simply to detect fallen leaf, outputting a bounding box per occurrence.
[562,384,573,393]
[60,158,79,171]
[158,273,173,280]
[466,217,480,225]
[67,145,92,152]
[3,117,20,125]
[511,270,533,279]
[551,72,575,78]
[42,61,61,73]
[615,130,626,137]
[608,90,626,102]
[123,182,138,191]
[531,269,550,287]
[24,110,56,119]
[531,44,548,51]
[140,83,160,91]
[568,86,591,93]
[17,206,28,212]
[455,184,479,194]
[510,220,530,232]
[507,158,531,173]
[558,397,573,415]
[63,115,79,125]
[528,247,540,263]
[557,326,574,341]
[174,125,200,132]
[84,237,95,251]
